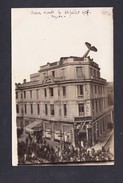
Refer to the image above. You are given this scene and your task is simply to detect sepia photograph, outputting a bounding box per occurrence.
[12,7,114,166]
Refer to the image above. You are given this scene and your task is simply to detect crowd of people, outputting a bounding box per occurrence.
[18,132,113,165]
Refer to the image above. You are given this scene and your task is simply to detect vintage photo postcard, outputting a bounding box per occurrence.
[12,7,114,166]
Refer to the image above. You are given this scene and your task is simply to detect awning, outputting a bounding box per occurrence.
[63,125,72,133]
[45,123,52,130]
[25,121,42,132]
[77,122,86,132]
[54,124,61,131]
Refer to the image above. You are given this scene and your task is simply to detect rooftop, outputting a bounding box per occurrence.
[39,56,99,72]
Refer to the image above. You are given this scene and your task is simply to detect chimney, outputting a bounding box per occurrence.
[23,79,26,83]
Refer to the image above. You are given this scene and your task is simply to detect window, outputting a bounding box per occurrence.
[99,100,101,112]
[90,67,93,77]
[91,85,93,95]
[78,103,84,116]
[21,93,23,98]
[77,85,84,96]
[100,86,102,94]
[63,104,67,117]
[30,104,33,114]
[76,67,84,78]
[24,91,26,98]
[96,86,98,94]
[21,108,23,114]
[101,86,103,93]
[58,87,60,97]
[95,70,97,78]
[102,86,104,93]
[96,101,98,113]
[50,104,54,116]
[95,85,97,94]
[36,89,39,99]
[52,71,55,78]
[45,104,48,115]
[98,71,100,78]
[37,104,40,115]
[61,68,65,78]
[24,104,27,114]
[98,86,100,94]
[49,87,54,97]
[59,108,61,116]
[44,88,47,97]
[43,72,47,78]
[104,98,106,108]
[99,86,101,94]
[92,101,95,114]
[16,104,19,113]
[30,90,32,98]
[94,70,96,78]
[16,92,18,99]
[63,86,66,97]
[97,71,100,78]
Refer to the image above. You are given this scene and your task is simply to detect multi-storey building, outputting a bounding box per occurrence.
[107,82,114,106]
[15,53,114,147]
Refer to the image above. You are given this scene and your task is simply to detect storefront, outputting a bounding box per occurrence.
[44,123,52,139]
[63,125,72,144]
[54,123,61,141]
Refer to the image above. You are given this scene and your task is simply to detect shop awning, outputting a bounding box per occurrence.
[63,125,72,133]
[25,121,42,132]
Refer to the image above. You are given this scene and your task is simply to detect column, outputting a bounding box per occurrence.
[102,118,105,132]
[106,116,108,129]
[51,122,54,142]
[100,120,103,135]
[95,122,99,140]
[93,125,96,144]
[105,116,108,131]
[97,121,100,138]
[110,110,113,123]
[42,121,46,138]
[101,120,103,134]
[98,120,101,137]
[86,124,93,147]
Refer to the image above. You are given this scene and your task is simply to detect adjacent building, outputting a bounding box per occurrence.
[15,54,114,147]
[107,82,114,106]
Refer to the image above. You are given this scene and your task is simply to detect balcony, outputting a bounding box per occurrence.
[90,76,106,83]
[76,74,85,79]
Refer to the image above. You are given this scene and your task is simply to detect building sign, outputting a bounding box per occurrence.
[85,85,91,116]
[85,101,91,116]
[54,130,61,140]
[45,129,51,138]
[85,84,89,99]
[64,132,71,143]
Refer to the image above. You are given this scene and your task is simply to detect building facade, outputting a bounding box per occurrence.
[15,56,114,147]
[107,82,114,106]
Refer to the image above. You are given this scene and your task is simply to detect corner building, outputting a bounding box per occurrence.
[16,56,113,147]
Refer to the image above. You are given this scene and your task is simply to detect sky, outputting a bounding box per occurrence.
[12,7,113,83]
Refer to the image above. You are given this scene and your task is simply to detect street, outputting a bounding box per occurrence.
[104,131,114,157]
